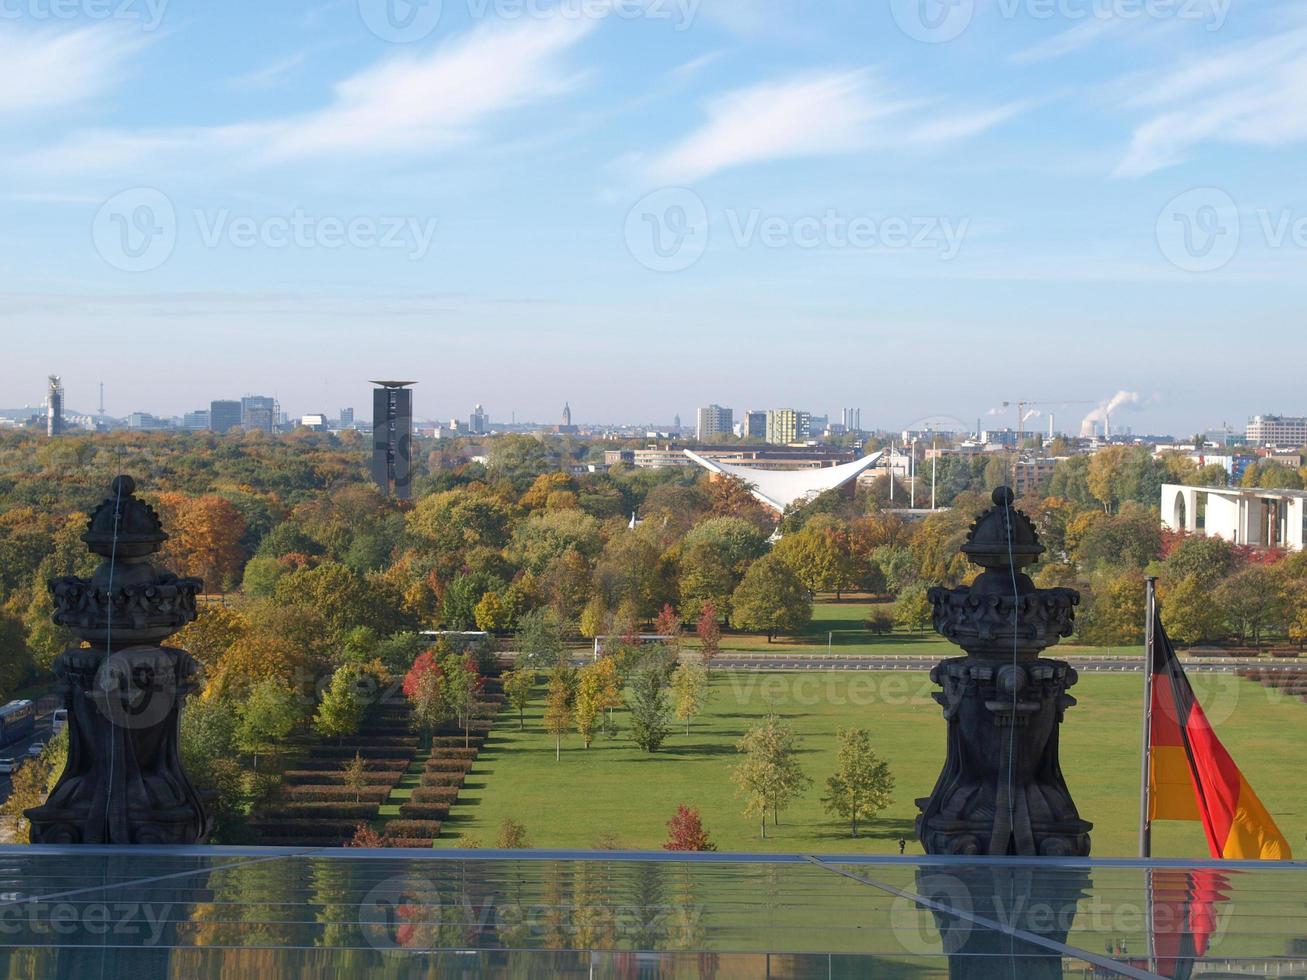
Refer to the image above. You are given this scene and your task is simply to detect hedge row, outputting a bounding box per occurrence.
[427,747,478,761]
[415,771,464,788]
[262,802,380,820]
[429,736,484,749]
[425,758,474,774]
[247,819,361,838]
[386,820,442,839]
[398,802,449,820]
[308,745,415,760]
[283,770,400,786]
[284,785,393,803]
[389,837,436,848]
[410,786,460,805]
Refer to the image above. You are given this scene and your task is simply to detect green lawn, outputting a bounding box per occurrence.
[698,597,1143,658]
[444,669,1307,858]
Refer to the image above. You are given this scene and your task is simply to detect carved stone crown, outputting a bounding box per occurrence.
[49,476,203,648]
[927,486,1079,659]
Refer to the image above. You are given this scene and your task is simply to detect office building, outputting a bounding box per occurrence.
[1246,415,1307,448]
[743,411,767,440]
[469,404,489,435]
[340,407,355,426]
[766,409,811,446]
[210,400,242,434]
[182,410,210,432]
[371,381,415,499]
[241,396,277,434]
[696,405,733,442]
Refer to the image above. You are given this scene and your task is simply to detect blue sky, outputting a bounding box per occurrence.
[0,0,1304,433]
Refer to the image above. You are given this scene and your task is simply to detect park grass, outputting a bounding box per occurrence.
[691,597,1142,658]
[443,669,1307,858]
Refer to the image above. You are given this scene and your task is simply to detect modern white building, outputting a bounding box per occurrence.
[1161,483,1307,551]
[685,449,882,513]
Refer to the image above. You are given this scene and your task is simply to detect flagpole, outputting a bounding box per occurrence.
[1139,576,1158,859]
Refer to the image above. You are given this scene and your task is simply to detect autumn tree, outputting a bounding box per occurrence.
[732,715,811,838]
[543,668,573,761]
[696,603,721,671]
[731,554,812,642]
[822,728,895,838]
[1218,566,1286,647]
[442,654,484,749]
[404,651,450,744]
[501,668,535,730]
[1159,575,1226,646]
[496,817,530,849]
[573,660,613,748]
[664,805,717,852]
[155,493,248,592]
[343,752,368,803]
[670,660,708,735]
[655,603,683,654]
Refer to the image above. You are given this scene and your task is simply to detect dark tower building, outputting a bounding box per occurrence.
[371,381,415,499]
[47,375,64,437]
[209,400,242,434]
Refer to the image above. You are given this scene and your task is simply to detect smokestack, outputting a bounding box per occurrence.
[1049,414,1055,440]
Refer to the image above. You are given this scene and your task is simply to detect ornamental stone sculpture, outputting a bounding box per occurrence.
[27,476,210,845]
[915,487,1091,857]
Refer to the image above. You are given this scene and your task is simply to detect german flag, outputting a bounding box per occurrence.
[1149,869,1229,980]
[1149,614,1292,860]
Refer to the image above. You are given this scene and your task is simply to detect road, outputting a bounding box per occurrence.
[0,708,58,809]
[542,653,1294,675]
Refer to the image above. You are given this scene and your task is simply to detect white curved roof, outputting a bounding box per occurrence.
[684,450,883,513]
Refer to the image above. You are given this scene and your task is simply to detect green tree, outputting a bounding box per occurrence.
[442,654,482,749]
[543,668,573,761]
[670,660,708,735]
[314,664,365,742]
[893,584,934,632]
[773,516,860,598]
[1081,573,1146,646]
[496,817,531,849]
[731,554,812,642]
[235,678,302,771]
[822,728,895,838]
[1159,575,1227,645]
[731,715,811,838]
[501,668,535,730]
[1218,566,1286,647]
[517,608,566,670]
[627,667,672,752]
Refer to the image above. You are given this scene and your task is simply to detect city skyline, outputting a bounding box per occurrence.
[1,2,1305,432]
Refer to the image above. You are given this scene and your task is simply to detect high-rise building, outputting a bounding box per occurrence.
[371,381,415,499]
[241,396,277,434]
[766,409,811,445]
[210,400,242,434]
[1246,415,1307,448]
[469,404,489,435]
[744,411,767,440]
[340,407,355,426]
[696,405,733,441]
[46,375,64,438]
[182,410,210,432]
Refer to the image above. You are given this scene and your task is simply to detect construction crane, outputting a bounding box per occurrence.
[1001,399,1095,443]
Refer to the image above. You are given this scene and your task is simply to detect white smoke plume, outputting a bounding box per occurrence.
[1080,391,1140,439]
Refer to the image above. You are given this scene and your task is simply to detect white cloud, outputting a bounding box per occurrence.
[15,13,596,175]
[0,25,143,118]
[641,69,1021,183]
[1113,27,1307,177]
[1010,16,1125,64]
[227,52,309,93]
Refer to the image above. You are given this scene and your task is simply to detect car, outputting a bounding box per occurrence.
[27,742,45,759]
[51,709,67,735]
[0,758,18,775]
